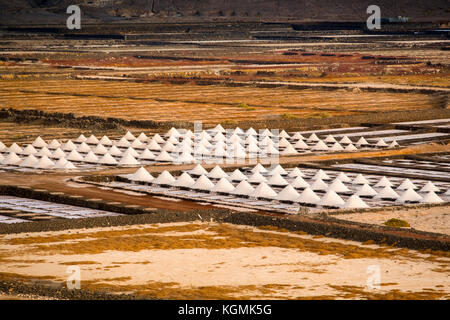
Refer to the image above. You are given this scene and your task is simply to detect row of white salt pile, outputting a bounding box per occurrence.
[126,165,449,209]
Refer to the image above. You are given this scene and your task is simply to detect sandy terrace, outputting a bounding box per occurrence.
[335,205,450,236]
[0,222,448,299]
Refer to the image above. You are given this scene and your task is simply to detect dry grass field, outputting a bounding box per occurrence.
[0,79,437,124]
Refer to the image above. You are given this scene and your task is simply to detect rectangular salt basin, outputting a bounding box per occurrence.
[393,118,450,125]
[368,132,449,142]
[332,129,408,137]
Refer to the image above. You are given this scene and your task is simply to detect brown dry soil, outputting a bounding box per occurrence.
[0,223,448,300]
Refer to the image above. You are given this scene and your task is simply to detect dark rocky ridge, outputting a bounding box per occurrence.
[1,0,449,25]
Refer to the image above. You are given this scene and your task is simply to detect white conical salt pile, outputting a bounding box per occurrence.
[116,137,131,148]
[108,145,122,156]
[388,140,399,148]
[245,135,258,145]
[194,143,210,156]
[211,178,235,194]
[98,153,118,165]
[166,135,179,145]
[229,169,247,181]
[173,172,196,188]
[420,191,444,204]
[189,164,208,176]
[310,178,328,191]
[8,143,22,154]
[62,140,76,151]
[249,182,277,199]
[155,150,174,162]
[374,176,393,188]
[258,135,273,146]
[324,135,337,143]
[51,148,66,159]
[131,139,146,149]
[176,150,195,163]
[396,188,423,203]
[248,171,267,184]
[397,178,417,190]
[137,132,148,142]
[139,149,156,160]
[251,163,267,173]
[99,136,113,145]
[32,136,47,148]
[118,153,140,166]
[54,158,69,169]
[292,132,305,140]
[267,165,287,176]
[93,144,108,155]
[352,174,370,185]
[207,165,228,179]
[272,185,298,202]
[356,137,369,146]
[166,127,181,138]
[2,152,21,165]
[77,142,91,153]
[228,133,242,144]
[375,139,388,147]
[279,130,290,139]
[124,131,136,141]
[66,150,84,162]
[262,143,279,155]
[212,131,226,142]
[233,127,244,135]
[356,184,378,197]
[152,170,176,186]
[0,141,6,152]
[232,180,255,196]
[212,124,226,133]
[339,136,352,145]
[191,175,215,191]
[344,143,358,151]
[329,142,344,151]
[227,143,247,159]
[36,146,52,157]
[290,176,310,189]
[336,172,351,183]
[281,144,298,155]
[445,189,450,196]
[183,130,195,139]
[327,179,351,193]
[267,173,289,187]
[128,167,154,182]
[375,186,400,200]
[75,134,87,143]
[311,140,329,151]
[246,142,261,154]
[19,154,38,168]
[307,133,320,142]
[279,137,291,148]
[318,190,345,207]
[150,134,164,145]
[162,141,176,152]
[86,135,99,145]
[47,139,61,149]
[343,195,370,209]
[147,139,162,151]
[34,155,55,169]
[288,167,305,178]
[294,139,309,149]
[312,169,331,181]
[212,145,227,158]
[121,147,138,158]
[261,129,273,137]
[83,151,99,163]
[246,127,257,136]
[21,145,37,155]
[297,187,321,205]
[419,181,440,193]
